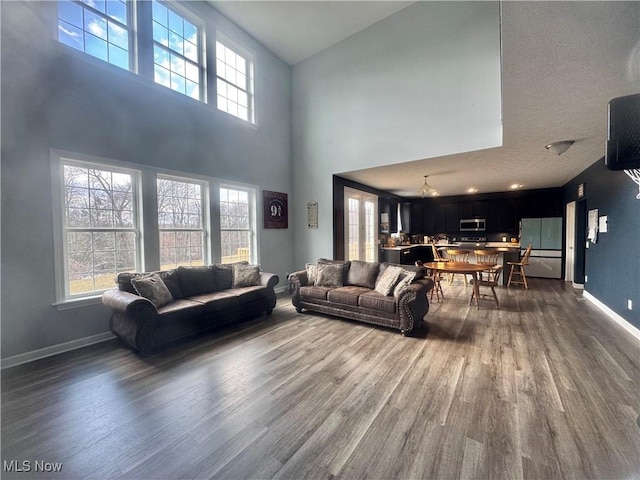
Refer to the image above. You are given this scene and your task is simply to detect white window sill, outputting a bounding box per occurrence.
[53,295,104,311]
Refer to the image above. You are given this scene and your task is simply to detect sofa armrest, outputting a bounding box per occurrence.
[288,270,308,311]
[260,272,280,289]
[289,270,308,286]
[395,278,433,333]
[102,289,158,354]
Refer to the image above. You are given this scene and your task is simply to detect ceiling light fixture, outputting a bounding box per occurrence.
[420,175,436,197]
[510,183,523,189]
[467,187,478,194]
[545,140,575,156]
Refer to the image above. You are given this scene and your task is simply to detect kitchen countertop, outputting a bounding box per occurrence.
[381,243,521,251]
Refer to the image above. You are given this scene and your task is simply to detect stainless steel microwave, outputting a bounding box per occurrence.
[460,218,486,231]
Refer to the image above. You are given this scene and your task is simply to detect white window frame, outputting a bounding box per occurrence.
[57,0,134,72]
[157,174,210,269]
[215,37,255,123]
[151,0,207,102]
[218,183,258,264]
[51,150,143,306]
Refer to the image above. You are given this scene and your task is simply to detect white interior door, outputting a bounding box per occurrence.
[565,201,576,283]
[344,187,378,261]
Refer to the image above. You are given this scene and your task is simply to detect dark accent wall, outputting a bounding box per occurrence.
[564,159,640,329]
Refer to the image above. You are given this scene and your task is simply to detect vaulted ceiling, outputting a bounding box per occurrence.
[210,1,640,197]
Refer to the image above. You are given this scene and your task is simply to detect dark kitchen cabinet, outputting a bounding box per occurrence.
[500,198,519,231]
[379,197,399,233]
[380,248,416,265]
[444,203,458,232]
[389,199,398,233]
[458,202,472,219]
[410,201,423,234]
[400,202,412,233]
[472,200,489,218]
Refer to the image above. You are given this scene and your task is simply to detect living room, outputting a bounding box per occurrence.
[2,1,639,478]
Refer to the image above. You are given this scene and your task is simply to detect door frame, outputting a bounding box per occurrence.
[565,201,576,284]
[344,187,378,262]
[566,200,586,289]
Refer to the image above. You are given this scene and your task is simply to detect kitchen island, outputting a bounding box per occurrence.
[380,243,520,285]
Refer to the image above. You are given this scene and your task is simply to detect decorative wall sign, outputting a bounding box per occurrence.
[263,190,288,229]
[307,201,318,228]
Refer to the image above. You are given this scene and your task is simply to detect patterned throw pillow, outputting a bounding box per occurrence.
[232,264,261,288]
[375,265,404,296]
[393,270,417,298]
[305,263,318,284]
[315,263,344,287]
[131,273,174,308]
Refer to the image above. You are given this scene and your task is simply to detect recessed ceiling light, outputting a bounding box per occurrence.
[510,183,523,189]
[467,187,478,194]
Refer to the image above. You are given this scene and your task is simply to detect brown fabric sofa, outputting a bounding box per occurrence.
[289,259,433,335]
[102,263,279,354]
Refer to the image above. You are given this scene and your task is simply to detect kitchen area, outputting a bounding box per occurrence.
[378,187,564,284]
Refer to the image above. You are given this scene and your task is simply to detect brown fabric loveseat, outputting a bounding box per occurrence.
[102,263,279,354]
[289,259,433,335]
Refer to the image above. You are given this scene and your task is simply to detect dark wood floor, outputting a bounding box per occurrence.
[2,279,639,479]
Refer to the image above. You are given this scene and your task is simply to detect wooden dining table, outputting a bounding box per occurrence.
[423,261,490,309]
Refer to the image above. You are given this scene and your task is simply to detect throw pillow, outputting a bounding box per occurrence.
[131,273,174,308]
[346,260,380,289]
[317,258,350,283]
[393,270,417,298]
[315,263,344,287]
[305,263,318,284]
[212,261,249,290]
[232,264,261,288]
[375,265,404,296]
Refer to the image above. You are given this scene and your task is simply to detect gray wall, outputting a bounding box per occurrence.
[291,1,502,266]
[1,1,292,359]
[564,160,640,330]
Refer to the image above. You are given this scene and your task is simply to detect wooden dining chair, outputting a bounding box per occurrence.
[415,260,444,302]
[474,249,501,283]
[507,244,532,289]
[470,265,504,308]
[430,243,449,262]
[446,249,470,286]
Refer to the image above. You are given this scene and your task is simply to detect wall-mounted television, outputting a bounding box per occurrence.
[605,93,640,171]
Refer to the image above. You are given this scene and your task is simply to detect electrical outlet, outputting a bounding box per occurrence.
[628,299,633,310]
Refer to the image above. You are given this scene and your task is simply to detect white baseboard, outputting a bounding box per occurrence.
[583,291,640,341]
[1,332,115,370]
[571,281,584,290]
[275,285,290,294]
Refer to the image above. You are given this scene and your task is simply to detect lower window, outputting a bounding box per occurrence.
[56,156,141,300]
[219,186,255,264]
[157,175,209,269]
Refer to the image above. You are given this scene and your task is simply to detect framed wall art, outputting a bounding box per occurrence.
[263,190,288,229]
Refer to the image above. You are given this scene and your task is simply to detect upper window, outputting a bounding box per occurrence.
[219,186,255,263]
[152,1,204,101]
[58,158,141,300]
[157,176,209,269]
[216,40,254,123]
[57,0,131,71]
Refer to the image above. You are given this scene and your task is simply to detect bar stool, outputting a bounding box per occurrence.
[508,244,532,289]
